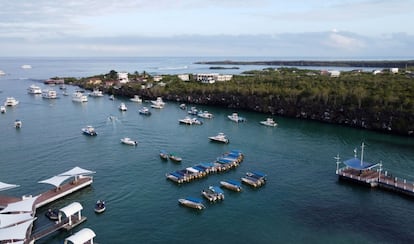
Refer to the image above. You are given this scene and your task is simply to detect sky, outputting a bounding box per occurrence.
[0,0,413,58]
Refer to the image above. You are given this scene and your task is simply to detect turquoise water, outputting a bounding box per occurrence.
[1,58,414,244]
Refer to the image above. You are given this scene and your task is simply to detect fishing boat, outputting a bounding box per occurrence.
[227,112,246,123]
[220,179,242,192]
[138,107,151,116]
[27,84,42,94]
[130,95,142,103]
[72,91,88,102]
[14,119,22,129]
[151,97,165,107]
[119,103,127,111]
[94,200,106,213]
[0,106,5,113]
[178,197,205,210]
[45,209,60,220]
[4,97,19,106]
[197,111,214,119]
[202,186,225,202]
[260,118,277,127]
[120,137,138,146]
[168,153,182,163]
[82,126,97,136]
[159,150,169,160]
[208,132,229,144]
[89,88,104,97]
[42,89,58,99]
[241,171,267,187]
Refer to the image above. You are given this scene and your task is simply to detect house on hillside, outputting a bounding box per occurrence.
[118,72,129,83]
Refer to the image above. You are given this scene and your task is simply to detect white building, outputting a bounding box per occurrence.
[195,73,233,83]
[216,74,233,82]
[328,70,340,77]
[390,68,399,74]
[153,75,163,82]
[178,74,190,81]
[118,72,129,83]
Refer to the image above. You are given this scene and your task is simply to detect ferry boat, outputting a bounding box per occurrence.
[120,137,138,146]
[82,126,97,136]
[241,171,267,187]
[14,119,22,128]
[220,179,242,192]
[202,186,225,202]
[72,91,88,102]
[178,197,205,210]
[4,97,19,106]
[227,112,246,123]
[150,97,165,108]
[130,95,142,103]
[208,132,229,144]
[0,106,6,113]
[138,107,151,116]
[260,118,277,127]
[94,200,106,213]
[197,111,214,119]
[42,89,58,99]
[89,89,104,97]
[27,84,42,94]
[119,103,127,111]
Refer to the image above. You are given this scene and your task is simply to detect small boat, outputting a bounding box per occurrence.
[179,103,186,110]
[59,84,67,90]
[45,209,60,220]
[94,200,106,213]
[0,70,6,76]
[120,137,138,146]
[27,84,42,94]
[138,107,151,116]
[159,150,169,160]
[72,91,88,102]
[202,186,225,202]
[197,111,214,119]
[119,103,127,111]
[227,112,246,123]
[187,107,198,115]
[14,119,22,128]
[241,171,267,187]
[0,106,6,114]
[168,153,182,163]
[89,88,104,97]
[260,118,277,127]
[179,117,202,125]
[82,126,97,136]
[220,179,242,192]
[208,132,229,144]
[4,97,19,106]
[130,95,142,103]
[62,91,69,96]
[42,89,58,99]
[178,197,205,210]
[150,97,165,108]
[109,94,115,100]
[21,64,32,69]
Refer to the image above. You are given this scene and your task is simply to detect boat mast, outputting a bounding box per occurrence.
[360,142,365,166]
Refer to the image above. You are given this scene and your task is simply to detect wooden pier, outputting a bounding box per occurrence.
[30,215,87,242]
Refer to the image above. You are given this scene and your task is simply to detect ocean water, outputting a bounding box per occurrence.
[0,57,414,244]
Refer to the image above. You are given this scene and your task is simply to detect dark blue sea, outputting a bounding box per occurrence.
[0,57,414,244]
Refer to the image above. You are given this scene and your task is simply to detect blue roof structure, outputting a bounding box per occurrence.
[210,186,224,194]
[186,197,202,203]
[226,179,241,186]
[344,158,378,170]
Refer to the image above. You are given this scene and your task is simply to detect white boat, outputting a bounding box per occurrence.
[120,137,138,146]
[150,97,165,108]
[14,119,22,128]
[241,172,267,187]
[208,132,229,144]
[202,186,225,202]
[178,197,205,210]
[179,116,202,125]
[130,95,142,103]
[21,64,32,69]
[260,118,277,127]
[1,106,6,113]
[4,97,19,106]
[27,84,42,94]
[89,89,104,97]
[94,200,106,213]
[227,112,246,123]
[82,126,97,136]
[109,94,115,100]
[138,107,151,115]
[0,70,5,76]
[179,103,186,110]
[220,180,242,192]
[119,103,127,111]
[42,89,58,99]
[197,111,214,119]
[72,91,88,102]
[187,107,198,115]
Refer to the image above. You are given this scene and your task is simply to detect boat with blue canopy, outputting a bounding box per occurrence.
[178,197,205,210]
[220,179,242,192]
[241,171,267,188]
[202,186,225,202]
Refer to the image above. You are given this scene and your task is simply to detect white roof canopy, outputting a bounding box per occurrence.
[0,213,33,228]
[60,202,83,217]
[0,181,19,192]
[0,218,35,241]
[58,167,95,176]
[38,175,72,188]
[0,195,39,214]
[64,228,96,244]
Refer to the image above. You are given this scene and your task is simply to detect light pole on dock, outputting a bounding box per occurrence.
[335,154,341,174]
[360,142,365,166]
[378,161,382,182]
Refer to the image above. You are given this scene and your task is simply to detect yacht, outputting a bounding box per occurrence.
[27,84,42,94]
[72,91,88,102]
[260,118,277,127]
[82,126,97,136]
[119,103,127,111]
[4,97,19,106]
[208,132,229,144]
[150,97,165,108]
[89,89,104,97]
[42,89,58,99]
[227,112,246,123]
[130,95,142,103]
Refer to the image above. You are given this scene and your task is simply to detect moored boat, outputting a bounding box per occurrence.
[14,119,22,128]
[119,103,127,111]
[94,200,106,213]
[160,150,169,160]
[178,197,205,210]
[130,95,142,103]
[187,107,198,115]
[168,153,182,163]
[27,84,42,94]
[260,118,277,127]
[4,97,19,106]
[197,111,214,119]
[82,126,97,136]
[208,132,229,144]
[0,106,6,113]
[45,209,60,220]
[179,117,202,125]
[72,91,88,102]
[42,89,58,99]
[138,107,151,115]
[89,88,104,97]
[179,103,186,110]
[202,186,225,202]
[151,97,165,108]
[120,137,138,146]
[109,94,115,100]
[227,112,246,123]
[241,171,267,187]
[220,179,242,192]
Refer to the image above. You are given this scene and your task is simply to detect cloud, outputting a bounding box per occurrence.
[325,32,366,50]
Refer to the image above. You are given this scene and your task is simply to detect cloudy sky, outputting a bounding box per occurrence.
[1,0,413,57]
